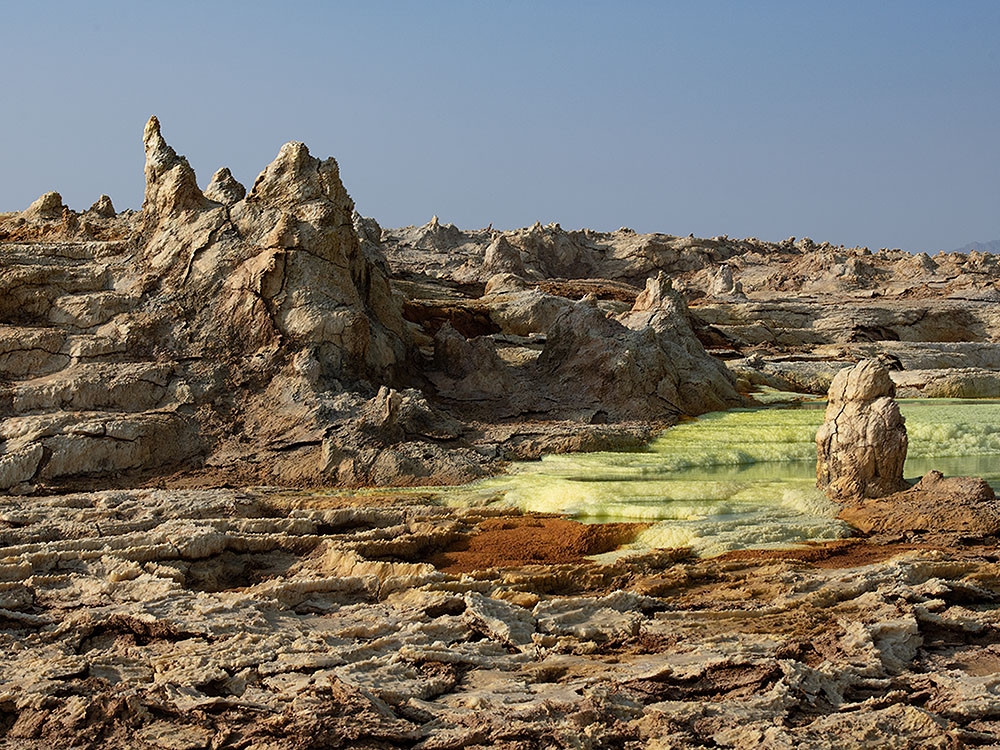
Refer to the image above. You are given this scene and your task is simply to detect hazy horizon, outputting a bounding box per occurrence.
[1,1,997,253]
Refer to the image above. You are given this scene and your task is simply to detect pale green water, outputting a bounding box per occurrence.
[438,399,1000,557]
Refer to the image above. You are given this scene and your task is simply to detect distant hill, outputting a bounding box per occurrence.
[953,240,1000,253]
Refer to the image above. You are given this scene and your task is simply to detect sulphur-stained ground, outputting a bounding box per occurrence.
[2,487,1000,749]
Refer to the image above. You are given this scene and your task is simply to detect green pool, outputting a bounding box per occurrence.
[439,399,1000,557]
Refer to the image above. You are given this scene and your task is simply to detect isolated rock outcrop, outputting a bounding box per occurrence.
[88,194,116,217]
[816,359,909,500]
[707,263,747,300]
[618,272,745,414]
[840,470,1000,537]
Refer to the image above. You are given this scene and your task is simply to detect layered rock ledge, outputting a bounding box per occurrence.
[840,470,1000,538]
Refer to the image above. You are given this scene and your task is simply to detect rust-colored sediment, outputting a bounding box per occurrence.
[434,518,940,576]
[429,516,648,573]
[716,539,938,568]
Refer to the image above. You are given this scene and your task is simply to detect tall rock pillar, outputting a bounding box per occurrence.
[816,359,909,500]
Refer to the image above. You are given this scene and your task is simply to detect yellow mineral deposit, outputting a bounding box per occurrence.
[440,399,1000,556]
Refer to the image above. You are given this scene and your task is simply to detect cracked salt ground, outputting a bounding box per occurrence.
[438,399,1000,556]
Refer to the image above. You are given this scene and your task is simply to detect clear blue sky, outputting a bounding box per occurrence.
[1,1,997,252]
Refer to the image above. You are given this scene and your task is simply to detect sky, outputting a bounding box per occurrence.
[1,1,997,253]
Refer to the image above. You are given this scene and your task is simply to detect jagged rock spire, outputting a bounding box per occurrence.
[142,116,207,229]
[483,234,526,277]
[24,191,66,220]
[88,195,116,217]
[204,167,246,205]
[247,141,352,211]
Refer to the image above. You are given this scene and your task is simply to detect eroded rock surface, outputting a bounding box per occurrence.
[378,216,1000,407]
[841,470,1000,537]
[4,119,1000,749]
[2,490,1000,748]
[0,118,763,494]
[536,274,745,419]
[816,360,909,500]
[0,119,460,492]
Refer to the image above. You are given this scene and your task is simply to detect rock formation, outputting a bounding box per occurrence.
[203,166,246,204]
[816,359,909,500]
[23,190,66,220]
[840,470,1000,537]
[5,115,1000,497]
[0,117,425,492]
[87,194,116,217]
[536,273,744,419]
[1,485,999,748]
[372,210,1000,407]
[482,234,528,277]
[2,118,755,494]
[707,262,747,300]
[141,115,209,231]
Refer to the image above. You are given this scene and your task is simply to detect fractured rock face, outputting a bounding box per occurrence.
[816,359,909,500]
[246,141,349,207]
[0,117,422,492]
[134,119,411,380]
[482,285,574,337]
[204,166,246,205]
[431,322,515,401]
[24,190,67,219]
[537,273,745,419]
[320,386,486,486]
[141,115,209,230]
[229,143,410,378]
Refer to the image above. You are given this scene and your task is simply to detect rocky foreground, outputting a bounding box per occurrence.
[3,120,1000,747]
[6,487,1000,749]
